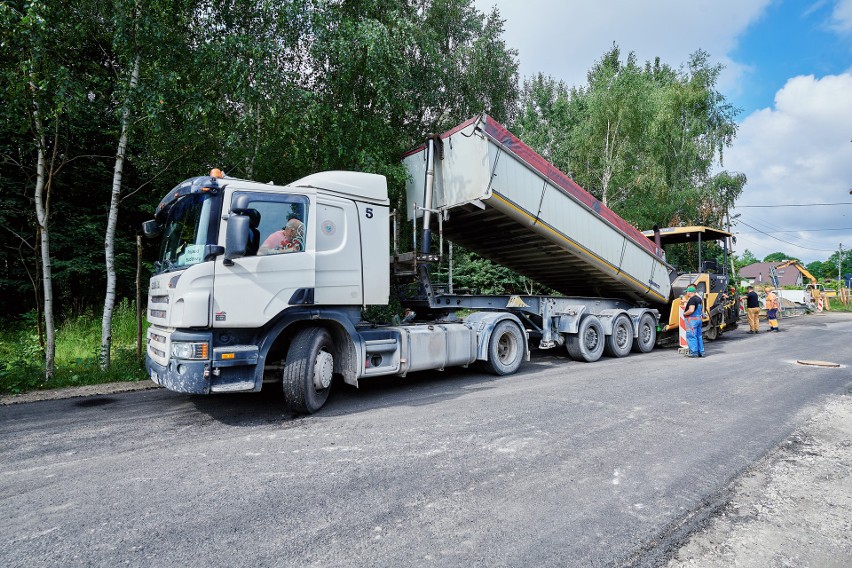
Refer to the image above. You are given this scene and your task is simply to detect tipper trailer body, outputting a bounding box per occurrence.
[402,115,673,305]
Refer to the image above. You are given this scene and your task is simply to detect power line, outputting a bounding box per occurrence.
[737,202,852,208]
[737,227,852,234]
[734,219,837,252]
[736,210,837,249]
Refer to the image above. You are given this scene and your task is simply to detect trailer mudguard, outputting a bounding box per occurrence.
[464,312,530,362]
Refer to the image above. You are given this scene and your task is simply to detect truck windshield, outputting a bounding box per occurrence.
[155,193,217,273]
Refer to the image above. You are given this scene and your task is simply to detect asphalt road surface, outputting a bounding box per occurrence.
[2,313,851,567]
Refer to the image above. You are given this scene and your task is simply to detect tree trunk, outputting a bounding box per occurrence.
[32,104,56,381]
[136,234,143,360]
[101,52,141,371]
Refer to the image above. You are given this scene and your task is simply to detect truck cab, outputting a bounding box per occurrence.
[143,170,391,397]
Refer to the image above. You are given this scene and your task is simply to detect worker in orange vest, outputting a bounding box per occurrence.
[765,288,780,332]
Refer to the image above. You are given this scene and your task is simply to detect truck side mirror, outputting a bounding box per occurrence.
[225,214,250,264]
[142,219,161,238]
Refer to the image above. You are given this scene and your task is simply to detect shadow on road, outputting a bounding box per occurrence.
[186,355,559,425]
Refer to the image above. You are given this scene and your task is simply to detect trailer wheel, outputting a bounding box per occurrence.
[631,312,657,353]
[604,314,633,358]
[283,327,334,414]
[566,315,605,362]
[482,320,524,376]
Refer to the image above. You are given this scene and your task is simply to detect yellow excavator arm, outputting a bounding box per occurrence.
[774,259,817,285]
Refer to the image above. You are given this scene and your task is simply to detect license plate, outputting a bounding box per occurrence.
[150,370,158,383]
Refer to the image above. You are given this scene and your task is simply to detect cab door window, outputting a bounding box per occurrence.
[232,192,309,256]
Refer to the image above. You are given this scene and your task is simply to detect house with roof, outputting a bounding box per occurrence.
[738,262,804,288]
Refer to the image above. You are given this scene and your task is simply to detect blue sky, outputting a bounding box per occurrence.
[731,1,851,113]
[473,0,852,266]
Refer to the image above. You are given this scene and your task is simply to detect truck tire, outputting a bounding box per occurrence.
[482,320,524,376]
[604,314,633,358]
[566,314,605,362]
[283,327,334,414]
[631,312,657,353]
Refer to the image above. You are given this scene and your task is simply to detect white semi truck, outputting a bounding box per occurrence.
[143,115,737,413]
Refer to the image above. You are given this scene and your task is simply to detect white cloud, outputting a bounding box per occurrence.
[473,0,770,89]
[727,73,852,263]
[830,0,852,32]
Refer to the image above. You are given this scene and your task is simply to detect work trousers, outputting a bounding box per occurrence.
[767,308,779,330]
[685,316,704,356]
[747,307,761,331]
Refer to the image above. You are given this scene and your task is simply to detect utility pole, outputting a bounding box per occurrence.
[839,243,844,286]
[727,211,740,281]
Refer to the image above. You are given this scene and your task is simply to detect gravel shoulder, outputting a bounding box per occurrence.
[667,393,852,567]
[0,379,160,405]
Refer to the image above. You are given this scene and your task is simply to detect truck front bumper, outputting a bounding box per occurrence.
[146,353,211,394]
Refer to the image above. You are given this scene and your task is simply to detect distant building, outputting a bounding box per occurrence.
[738,262,803,288]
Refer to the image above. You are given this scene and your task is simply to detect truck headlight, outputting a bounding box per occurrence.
[171,341,209,360]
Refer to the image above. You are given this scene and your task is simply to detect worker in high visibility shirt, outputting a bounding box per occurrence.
[765,288,780,332]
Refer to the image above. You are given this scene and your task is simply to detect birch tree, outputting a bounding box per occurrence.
[570,47,650,208]
[101,51,140,370]
[1,1,84,379]
[100,0,197,369]
[31,98,57,379]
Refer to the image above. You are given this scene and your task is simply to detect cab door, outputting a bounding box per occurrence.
[212,189,316,328]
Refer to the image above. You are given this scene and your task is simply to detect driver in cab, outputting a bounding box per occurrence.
[259,218,304,255]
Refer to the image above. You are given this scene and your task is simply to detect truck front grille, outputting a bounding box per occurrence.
[147,329,169,365]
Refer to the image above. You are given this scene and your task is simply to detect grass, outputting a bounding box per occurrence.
[0,299,149,395]
[828,296,852,312]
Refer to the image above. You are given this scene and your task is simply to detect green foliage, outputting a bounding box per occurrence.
[822,248,852,281]
[513,45,745,232]
[432,246,553,295]
[734,249,759,273]
[0,300,146,395]
[0,0,519,324]
[806,261,826,280]
[763,252,795,263]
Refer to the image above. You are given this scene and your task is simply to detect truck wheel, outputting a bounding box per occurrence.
[566,315,605,362]
[604,314,633,358]
[283,327,334,414]
[631,312,657,353]
[482,320,524,376]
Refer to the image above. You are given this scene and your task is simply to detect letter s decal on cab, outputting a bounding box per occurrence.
[365,208,373,219]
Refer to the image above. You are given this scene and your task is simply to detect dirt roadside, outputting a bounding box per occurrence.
[666,393,852,567]
[3,379,851,566]
[0,379,160,405]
